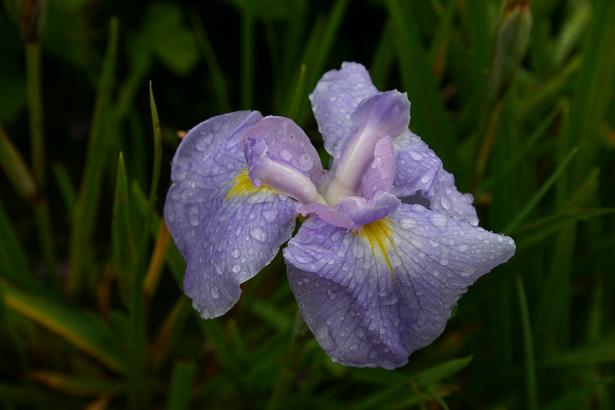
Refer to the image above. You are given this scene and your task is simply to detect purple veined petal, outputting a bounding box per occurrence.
[360,136,396,199]
[299,203,356,230]
[284,204,515,369]
[393,131,442,197]
[243,116,326,205]
[310,62,378,158]
[324,91,410,204]
[164,111,262,259]
[185,189,297,319]
[336,192,400,227]
[393,131,479,226]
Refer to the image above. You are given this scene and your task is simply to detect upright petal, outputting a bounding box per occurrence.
[310,62,378,157]
[186,189,297,318]
[164,111,262,259]
[284,204,515,369]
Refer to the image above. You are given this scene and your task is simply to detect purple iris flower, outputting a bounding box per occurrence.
[164,62,516,369]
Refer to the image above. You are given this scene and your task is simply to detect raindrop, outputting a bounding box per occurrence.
[211,287,220,299]
[250,227,267,242]
[279,149,293,161]
[298,153,314,171]
[232,264,241,273]
[430,213,447,227]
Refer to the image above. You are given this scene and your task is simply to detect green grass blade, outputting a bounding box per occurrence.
[503,147,578,234]
[516,275,538,410]
[241,0,254,109]
[385,0,457,168]
[0,200,32,286]
[25,41,45,187]
[148,82,162,208]
[286,64,306,121]
[166,361,197,410]
[0,280,124,372]
[190,11,231,112]
[67,18,119,296]
[51,162,77,214]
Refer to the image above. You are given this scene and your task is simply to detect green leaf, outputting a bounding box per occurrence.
[0,280,124,372]
[385,0,457,168]
[67,18,119,296]
[140,3,199,75]
[166,361,197,410]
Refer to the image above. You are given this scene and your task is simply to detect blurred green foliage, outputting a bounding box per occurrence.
[0,0,614,408]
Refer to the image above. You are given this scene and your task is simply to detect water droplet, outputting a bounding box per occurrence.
[249,227,267,242]
[327,289,336,300]
[410,151,423,161]
[232,264,241,273]
[262,209,277,223]
[420,175,431,184]
[211,287,220,299]
[458,244,468,252]
[430,213,447,227]
[279,148,293,161]
[297,153,314,171]
[232,249,240,258]
[400,218,416,229]
[440,196,452,210]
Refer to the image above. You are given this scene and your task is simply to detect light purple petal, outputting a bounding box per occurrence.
[299,203,355,230]
[393,131,478,226]
[360,136,396,199]
[284,204,515,369]
[309,62,378,157]
[185,190,297,319]
[164,111,262,259]
[336,192,400,227]
[243,116,325,185]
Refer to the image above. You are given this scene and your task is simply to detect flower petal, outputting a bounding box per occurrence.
[393,131,478,226]
[360,136,396,199]
[243,116,326,204]
[185,190,297,319]
[309,62,378,157]
[284,204,515,369]
[164,111,262,259]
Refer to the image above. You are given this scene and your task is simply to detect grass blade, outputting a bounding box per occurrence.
[0,280,124,372]
[67,18,119,296]
[516,275,538,410]
[166,361,197,410]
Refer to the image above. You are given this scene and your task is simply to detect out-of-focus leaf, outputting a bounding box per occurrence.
[166,361,197,410]
[544,338,615,367]
[31,371,124,397]
[0,280,124,372]
[140,3,199,75]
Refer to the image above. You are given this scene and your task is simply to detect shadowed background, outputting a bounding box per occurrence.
[0,0,614,408]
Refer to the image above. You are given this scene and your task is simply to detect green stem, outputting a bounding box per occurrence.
[26,42,45,188]
[266,313,306,410]
[516,275,538,410]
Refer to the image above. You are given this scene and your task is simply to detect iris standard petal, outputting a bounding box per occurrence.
[360,136,396,199]
[164,111,262,259]
[185,189,297,319]
[309,62,378,157]
[284,204,515,369]
[393,131,479,226]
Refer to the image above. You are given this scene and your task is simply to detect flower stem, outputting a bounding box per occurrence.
[26,41,45,188]
[266,312,306,410]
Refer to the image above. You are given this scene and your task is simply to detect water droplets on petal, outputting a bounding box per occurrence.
[249,226,267,242]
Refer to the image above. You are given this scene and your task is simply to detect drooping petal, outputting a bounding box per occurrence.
[310,62,378,157]
[185,189,297,319]
[164,111,299,319]
[284,204,515,369]
[164,111,262,259]
[243,116,326,204]
[393,131,479,226]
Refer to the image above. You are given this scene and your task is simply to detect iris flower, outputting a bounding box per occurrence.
[164,62,515,369]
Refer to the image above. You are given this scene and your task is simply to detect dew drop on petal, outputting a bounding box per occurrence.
[262,209,278,223]
[249,227,267,242]
[232,264,241,273]
[400,218,416,229]
[211,287,220,299]
[430,213,447,227]
[297,153,314,171]
[458,244,468,252]
[279,148,293,161]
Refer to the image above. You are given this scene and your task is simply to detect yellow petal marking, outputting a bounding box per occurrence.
[358,218,394,273]
[225,169,273,200]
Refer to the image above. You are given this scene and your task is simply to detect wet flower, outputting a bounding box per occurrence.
[164,62,515,369]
